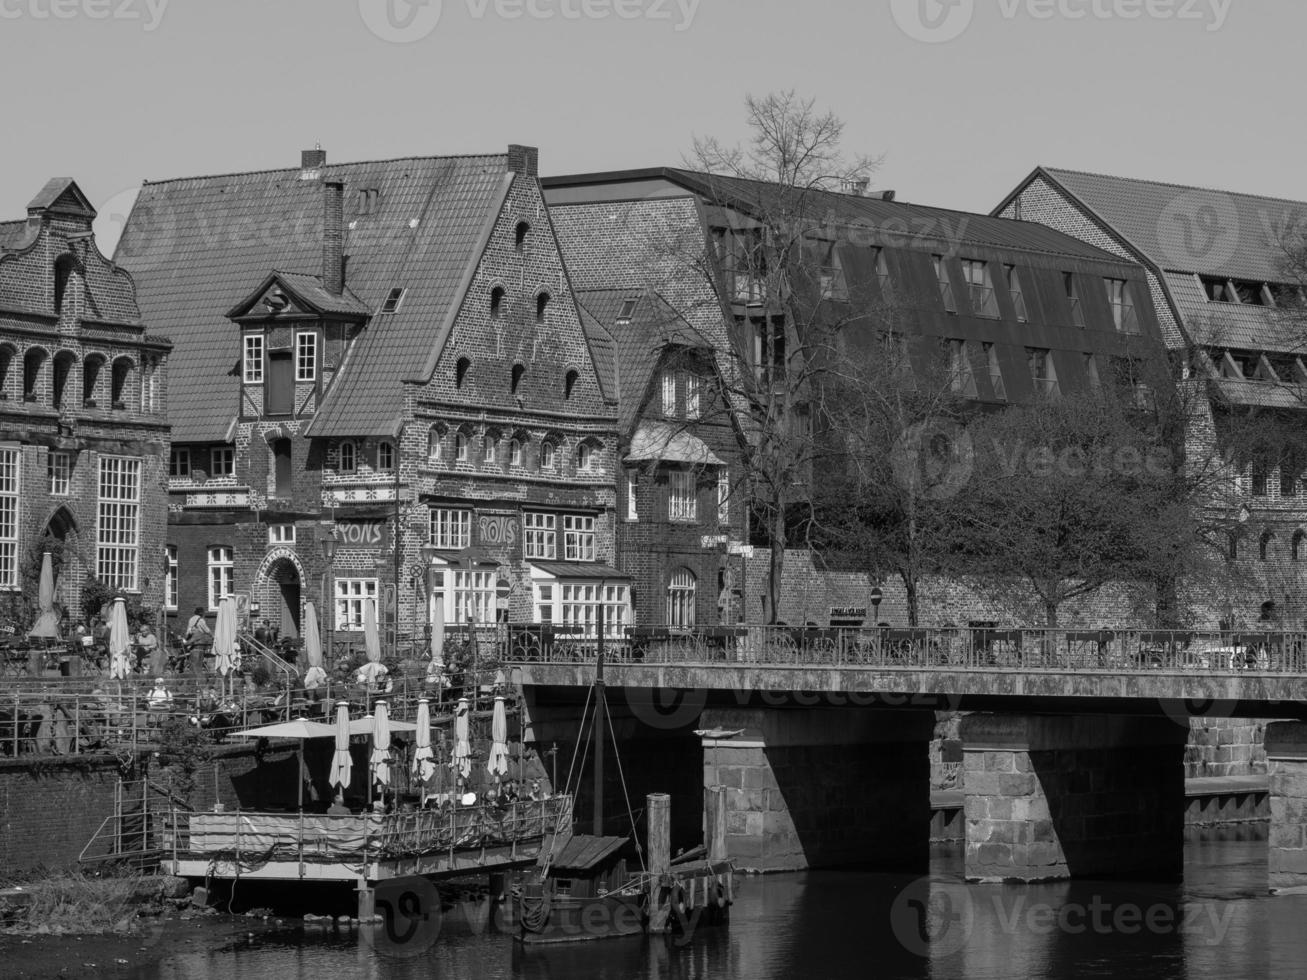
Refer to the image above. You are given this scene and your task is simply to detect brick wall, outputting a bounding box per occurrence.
[0,756,121,875]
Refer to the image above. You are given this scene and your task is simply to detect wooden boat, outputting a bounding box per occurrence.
[516,616,734,944]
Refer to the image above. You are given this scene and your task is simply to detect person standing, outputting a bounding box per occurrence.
[184,607,212,673]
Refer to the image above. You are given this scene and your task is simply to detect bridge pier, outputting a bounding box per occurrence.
[960,714,1186,882]
[700,707,935,873]
[1263,722,1307,893]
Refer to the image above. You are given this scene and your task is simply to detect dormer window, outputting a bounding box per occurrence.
[243,335,264,384]
[338,440,356,473]
[380,288,406,314]
[617,299,638,324]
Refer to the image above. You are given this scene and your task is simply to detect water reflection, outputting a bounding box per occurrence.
[133,841,1307,980]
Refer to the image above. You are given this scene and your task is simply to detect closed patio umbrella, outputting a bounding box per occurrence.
[107,597,131,680]
[328,700,352,798]
[27,552,60,640]
[452,697,472,780]
[487,695,509,779]
[371,700,392,797]
[303,599,324,670]
[413,699,436,801]
[363,598,381,664]
[213,596,238,695]
[430,599,444,670]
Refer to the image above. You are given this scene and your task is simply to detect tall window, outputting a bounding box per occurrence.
[0,448,18,588]
[483,433,498,466]
[576,443,593,472]
[510,439,523,467]
[47,451,72,496]
[377,441,395,471]
[339,440,356,473]
[960,259,998,317]
[429,508,471,549]
[662,372,676,417]
[1085,353,1102,390]
[1064,273,1086,328]
[210,447,235,478]
[170,447,190,479]
[667,568,696,628]
[141,359,157,412]
[335,578,377,630]
[685,372,701,419]
[563,515,595,561]
[295,332,317,381]
[524,512,557,559]
[455,432,469,463]
[452,570,496,625]
[985,343,1007,401]
[947,340,977,396]
[97,456,141,590]
[541,441,555,469]
[626,470,639,522]
[427,426,444,464]
[1004,264,1029,322]
[561,582,629,636]
[1105,279,1138,333]
[717,471,730,526]
[751,317,786,382]
[669,470,697,522]
[165,545,178,610]
[207,546,233,610]
[1027,348,1059,397]
[243,334,264,384]
[933,256,957,313]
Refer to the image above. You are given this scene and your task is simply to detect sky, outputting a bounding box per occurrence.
[0,0,1302,255]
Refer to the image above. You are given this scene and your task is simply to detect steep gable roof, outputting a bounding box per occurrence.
[27,178,96,219]
[1009,167,1307,281]
[116,154,511,442]
[226,271,371,320]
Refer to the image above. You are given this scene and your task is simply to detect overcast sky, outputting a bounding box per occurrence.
[0,0,1300,254]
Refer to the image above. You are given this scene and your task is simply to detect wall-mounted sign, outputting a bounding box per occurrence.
[334,520,391,551]
[478,513,518,547]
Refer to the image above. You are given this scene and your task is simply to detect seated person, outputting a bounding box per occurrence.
[326,792,350,816]
[134,625,159,674]
[147,678,173,708]
[303,664,328,703]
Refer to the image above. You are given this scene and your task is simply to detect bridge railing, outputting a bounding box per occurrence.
[503,625,1307,674]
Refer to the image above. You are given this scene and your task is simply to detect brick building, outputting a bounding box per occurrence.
[545,168,1168,626]
[116,147,625,647]
[995,169,1307,626]
[0,179,170,624]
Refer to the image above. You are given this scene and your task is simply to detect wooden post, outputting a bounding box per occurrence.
[706,785,727,864]
[647,792,671,933]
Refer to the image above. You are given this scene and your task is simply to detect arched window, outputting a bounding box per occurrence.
[564,369,578,400]
[338,440,357,473]
[54,256,75,316]
[667,568,696,628]
[483,430,499,466]
[490,288,505,320]
[509,438,523,467]
[377,440,395,471]
[23,348,47,402]
[82,354,104,406]
[515,221,530,251]
[427,424,445,464]
[1294,530,1306,561]
[540,441,555,470]
[511,363,525,395]
[455,430,470,463]
[52,351,75,410]
[456,357,471,389]
[1260,530,1275,561]
[536,292,550,323]
[577,443,593,472]
[111,357,133,409]
[0,345,14,399]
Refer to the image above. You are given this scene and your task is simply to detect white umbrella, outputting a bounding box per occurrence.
[27,552,60,639]
[413,699,436,796]
[328,700,353,798]
[107,597,131,680]
[430,599,445,670]
[452,697,472,780]
[363,598,381,664]
[487,695,509,778]
[213,596,238,690]
[303,599,324,670]
[371,700,392,792]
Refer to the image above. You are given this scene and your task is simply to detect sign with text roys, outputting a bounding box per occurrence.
[334,520,391,551]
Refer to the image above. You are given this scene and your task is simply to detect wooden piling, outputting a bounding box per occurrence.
[647,792,671,933]
[706,785,727,864]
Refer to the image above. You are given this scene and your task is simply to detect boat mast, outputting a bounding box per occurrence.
[593,599,605,836]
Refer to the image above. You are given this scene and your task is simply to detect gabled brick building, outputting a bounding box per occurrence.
[995,169,1307,625]
[0,179,170,621]
[117,147,625,646]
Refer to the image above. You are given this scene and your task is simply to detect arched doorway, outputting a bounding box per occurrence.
[43,506,81,621]
[269,557,302,638]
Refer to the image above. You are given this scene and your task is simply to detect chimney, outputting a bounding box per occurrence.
[507,144,539,178]
[301,146,326,180]
[323,180,344,295]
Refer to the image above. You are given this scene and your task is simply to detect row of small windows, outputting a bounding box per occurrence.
[1201,276,1304,308]
[243,333,318,384]
[488,287,550,322]
[422,426,602,473]
[0,345,158,412]
[452,355,580,400]
[1232,529,1307,562]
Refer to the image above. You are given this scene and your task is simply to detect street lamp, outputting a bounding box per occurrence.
[869,585,883,625]
[420,542,440,651]
[321,534,337,665]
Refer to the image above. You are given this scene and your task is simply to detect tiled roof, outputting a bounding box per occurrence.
[270,272,372,317]
[1036,167,1307,281]
[530,562,628,580]
[576,288,710,433]
[576,303,618,405]
[116,154,511,442]
[664,169,1127,263]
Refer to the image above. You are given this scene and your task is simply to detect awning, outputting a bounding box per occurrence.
[550,835,630,872]
[530,562,629,580]
[625,421,725,466]
[429,546,503,568]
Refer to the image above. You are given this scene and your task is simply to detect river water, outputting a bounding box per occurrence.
[132,838,1307,980]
